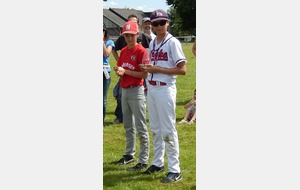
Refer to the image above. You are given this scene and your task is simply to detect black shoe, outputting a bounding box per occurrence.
[142,165,164,174]
[161,172,182,183]
[113,155,134,165]
[127,163,148,172]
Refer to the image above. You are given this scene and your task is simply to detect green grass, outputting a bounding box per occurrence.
[103,42,196,190]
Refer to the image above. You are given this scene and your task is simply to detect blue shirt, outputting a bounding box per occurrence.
[103,39,115,72]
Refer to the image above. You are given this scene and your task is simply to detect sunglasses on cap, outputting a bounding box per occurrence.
[151,20,167,27]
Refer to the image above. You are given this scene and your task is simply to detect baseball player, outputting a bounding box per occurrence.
[111,14,152,125]
[140,9,187,183]
[113,21,150,172]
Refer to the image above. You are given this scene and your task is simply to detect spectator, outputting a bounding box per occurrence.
[142,17,156,41]
[192,40,196,56]
[178,89,196,125]
[103,24,115,124]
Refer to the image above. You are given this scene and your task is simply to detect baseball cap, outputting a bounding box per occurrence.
[150,9,169,22]
[122,21,139,34]
[142,17,151,23]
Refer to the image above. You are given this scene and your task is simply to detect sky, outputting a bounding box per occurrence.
[103,0,171,12]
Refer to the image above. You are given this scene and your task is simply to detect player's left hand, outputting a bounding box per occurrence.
[140,64,153,72]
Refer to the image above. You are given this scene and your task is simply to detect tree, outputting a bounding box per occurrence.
[168,7,183,36]
[166,0,196,35]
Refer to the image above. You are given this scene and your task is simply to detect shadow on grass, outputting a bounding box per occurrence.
[103,163,164,188]
[103,121,123,127]
[106,111,115,115]
[176,100,190,106]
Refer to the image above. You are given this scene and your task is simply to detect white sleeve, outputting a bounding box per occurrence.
[169,38,187,66]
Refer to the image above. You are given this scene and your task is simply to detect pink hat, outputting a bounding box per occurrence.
[122,21,139,34]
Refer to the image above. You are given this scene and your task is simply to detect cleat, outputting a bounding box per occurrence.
[142,165,164,175]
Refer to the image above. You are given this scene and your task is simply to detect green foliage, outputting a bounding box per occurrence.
[103,42,196,189]
[166,0,196,35]
[168,7,182,36]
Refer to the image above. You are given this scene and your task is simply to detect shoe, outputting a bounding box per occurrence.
[188,120,194,125]
[127,163,148,172]
[178,119,188,124]
[113,155,134,165]
[111,118,122,124]
[161,172,182,183]
[142,165,164,175]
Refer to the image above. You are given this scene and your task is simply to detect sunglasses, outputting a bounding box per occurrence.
[151,20,167,27]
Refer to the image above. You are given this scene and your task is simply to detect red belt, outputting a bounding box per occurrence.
[123,84,140,88]
[148,81,167,86]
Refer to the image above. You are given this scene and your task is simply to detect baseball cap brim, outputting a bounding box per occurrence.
[122,31,138,35]
[142,18,151,22]
[150,18,169,22]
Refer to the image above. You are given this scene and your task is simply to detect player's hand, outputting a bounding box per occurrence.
[139,64,153,72]
[114,66,125,76]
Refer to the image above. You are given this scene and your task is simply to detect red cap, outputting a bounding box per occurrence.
[122,21,139,34]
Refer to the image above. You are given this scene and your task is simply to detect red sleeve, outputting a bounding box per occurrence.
[137,46,149,68]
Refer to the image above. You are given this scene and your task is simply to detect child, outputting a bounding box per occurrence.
[178,89,196,125]
[113,21,150,172]
[140,9,187,183]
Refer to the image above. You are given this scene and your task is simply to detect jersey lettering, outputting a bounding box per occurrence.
[151,49,168,61]
[121,62,135,70]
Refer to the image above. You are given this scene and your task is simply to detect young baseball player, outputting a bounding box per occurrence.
[140,9,187,183]
[113,21,150,172]
[111,14,152,125]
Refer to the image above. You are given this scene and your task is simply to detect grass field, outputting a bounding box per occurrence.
[103,42,196,190]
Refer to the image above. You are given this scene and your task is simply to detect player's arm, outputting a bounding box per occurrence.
[115,67,147,79]
[142,61,186,75]
[124,69,148,78]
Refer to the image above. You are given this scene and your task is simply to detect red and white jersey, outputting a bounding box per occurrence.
[118,44,147,88]
[147,33,187,84]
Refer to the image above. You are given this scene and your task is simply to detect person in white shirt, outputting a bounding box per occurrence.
[142,17,156,40]
[140,9,187,184]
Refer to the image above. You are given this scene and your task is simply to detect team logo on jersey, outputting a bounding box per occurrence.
[151,49,168,61]
[131,55,136,61]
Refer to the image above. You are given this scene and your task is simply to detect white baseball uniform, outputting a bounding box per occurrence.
[146,33,187,173]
